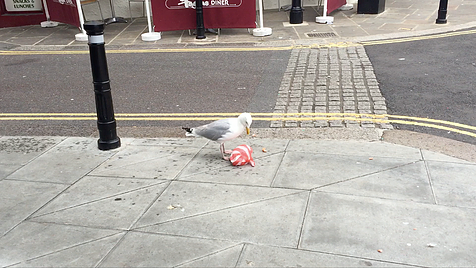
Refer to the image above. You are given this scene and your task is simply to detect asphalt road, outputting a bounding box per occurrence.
[1,50,289,136]
[2,32,476,144]
[365,30,476,145]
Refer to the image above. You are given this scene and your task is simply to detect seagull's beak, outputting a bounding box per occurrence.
[246,127,250,135]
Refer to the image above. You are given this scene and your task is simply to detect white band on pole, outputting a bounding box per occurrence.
[88,35,105,44]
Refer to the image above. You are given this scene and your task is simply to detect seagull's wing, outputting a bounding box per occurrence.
[193,119,232,141]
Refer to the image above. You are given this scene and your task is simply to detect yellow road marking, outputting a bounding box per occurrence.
[2,112,475,130]
[0,46,295,55]
[1,28,475,55]
[1,112,475,138]
[360,29,476,46]
[0,44,349,55]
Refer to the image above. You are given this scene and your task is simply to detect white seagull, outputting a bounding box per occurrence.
[182,113,252,160]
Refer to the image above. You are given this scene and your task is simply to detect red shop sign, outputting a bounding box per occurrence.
[327,0,346,14]
[45,0,81,28]
[151,0,256,32]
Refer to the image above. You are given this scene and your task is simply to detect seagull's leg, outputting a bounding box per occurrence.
[220,143,230,160]
[223,143,233,154]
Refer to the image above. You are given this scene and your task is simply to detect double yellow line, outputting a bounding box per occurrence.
[1,112,476,138]
[360,28,476,46]
[1,28,475,56]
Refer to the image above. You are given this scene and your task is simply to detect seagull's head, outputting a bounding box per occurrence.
[239,112,252,135]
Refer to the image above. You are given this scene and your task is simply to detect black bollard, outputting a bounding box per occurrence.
[289,0,303,24]
[196,0,206,39]
[436,0,448,24]
[84,21,121,151]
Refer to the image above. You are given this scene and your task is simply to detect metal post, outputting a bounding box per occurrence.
[289,0,303,24]
[436,0,448,24]
[196,0,206,39]
[84,21,121,151]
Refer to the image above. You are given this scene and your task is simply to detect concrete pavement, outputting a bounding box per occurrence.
[1,136,476,267]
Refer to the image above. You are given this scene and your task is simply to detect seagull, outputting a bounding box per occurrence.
[182,113,252,160]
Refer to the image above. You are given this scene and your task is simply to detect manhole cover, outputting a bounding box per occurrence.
[305,32,337,38]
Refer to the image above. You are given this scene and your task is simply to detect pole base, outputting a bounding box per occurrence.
[75,33,88,42]
[436,18,447,24]
[290,10,303,24]
[41,21,59,28]
[98,137,121,150]
[316,16,334,24]
[141,32,161,41]
[104,17,128,25]
[253,27,272,37]
[338,4,354,11]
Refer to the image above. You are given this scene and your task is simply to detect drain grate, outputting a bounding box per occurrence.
[305,32,337,38]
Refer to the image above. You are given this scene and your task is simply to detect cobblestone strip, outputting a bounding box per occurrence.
[271,45,393,129]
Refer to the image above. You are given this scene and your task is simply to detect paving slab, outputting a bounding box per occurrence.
[9,233,124,268]
[0,180,67,236]
[273,151,417,189]
[0,221,121,267]
[320,161,435,203]
[426,161,476,209]
[30,182,169,230]
[178,244,244,267]
[128,137,209,148]
[98,232,237,267]
[90,144,198,179]
[236,244,408,267]
[0,165,18,180]
[178,152,284,186]
[6,137,116,184]
[177,138,289,186]
[0,136,63,165]
[286,140,422,160]
[175,147,234,177]
[421,149,473,164]
[32,176,168,216]
[133,181,302,228]
[300,191,476,267]
[138,192,309,248]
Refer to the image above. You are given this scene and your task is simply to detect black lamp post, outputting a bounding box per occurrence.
[84,21,121,151]
[436,0,448,24]
[289,0,303,24]
[196,0,206,39]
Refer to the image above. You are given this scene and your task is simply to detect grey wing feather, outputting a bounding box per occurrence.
[194,119,231,141]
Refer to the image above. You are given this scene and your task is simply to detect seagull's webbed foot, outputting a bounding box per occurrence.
[220,143,230,160]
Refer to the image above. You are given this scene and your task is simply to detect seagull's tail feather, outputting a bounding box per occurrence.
[182,127,195,137]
